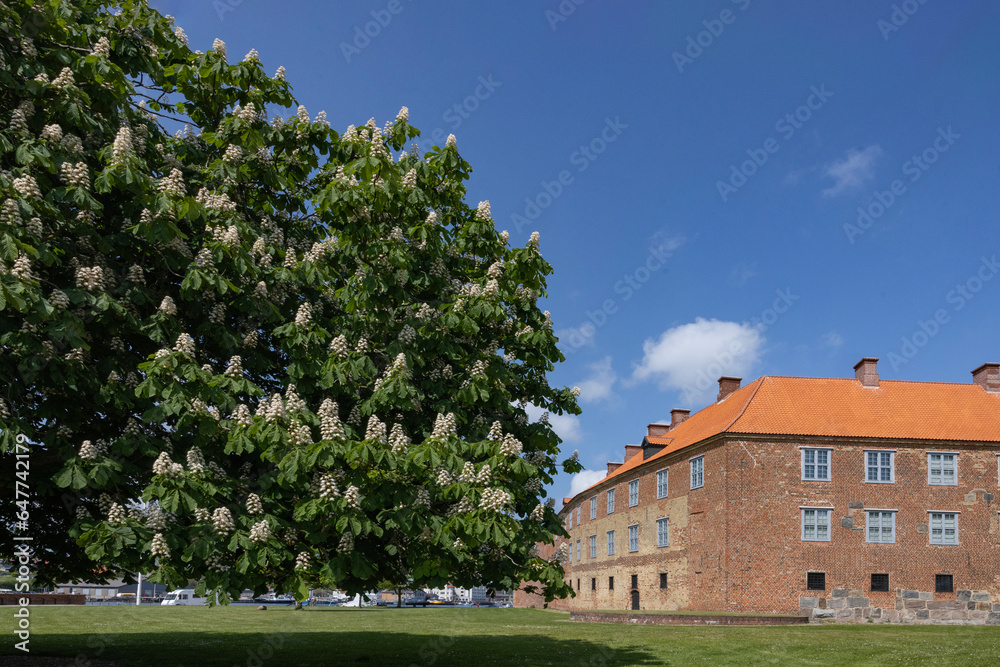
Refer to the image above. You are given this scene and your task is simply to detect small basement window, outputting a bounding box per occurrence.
[591,578,596,591]
[806,572,826,591]
[935,574,954,593]
[659,573,668,589]
[871,573,889,592]
[631,574,638,590]
[609,576,614,590]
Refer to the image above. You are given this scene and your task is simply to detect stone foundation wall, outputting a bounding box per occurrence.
[800,588,1000,624]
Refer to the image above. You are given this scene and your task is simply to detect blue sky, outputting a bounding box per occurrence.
[155,0,1000,499]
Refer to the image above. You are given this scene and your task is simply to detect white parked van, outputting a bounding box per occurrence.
[161,588,207,605]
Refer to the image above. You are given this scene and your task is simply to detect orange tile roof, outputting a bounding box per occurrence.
[566,375,1000,505]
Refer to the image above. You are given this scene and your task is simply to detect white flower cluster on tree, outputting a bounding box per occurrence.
[246,493,263,515]
[249,520,270,543]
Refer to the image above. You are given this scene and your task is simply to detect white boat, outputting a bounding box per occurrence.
[161,588,207,606]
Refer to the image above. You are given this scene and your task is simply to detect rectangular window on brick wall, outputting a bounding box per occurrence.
[801,448,831,481]
[576,506,580,526]
[657,469,669,498]
[589,534,596,559]
[631,574,638,590]
[936,574,954,593]
[657,517,669,548]
[865,450,895,483]
[607,530,615,556]
[590,496,597,520]
[871,573,889,592]
[866,510,896,543]
[628,524,639,552]
[568,511,572,530]
[591,578,596,591]
[660,573,668,589]
[576,539,581,562]
[607,488,615,514]
[929,512,959,545]
[928,453,957,486]
[628,479,639,507]
[609,576,614,590]
[576,579,580,591]
[806,572,826,591]
[690,456,704,489]
[801,508,831,541]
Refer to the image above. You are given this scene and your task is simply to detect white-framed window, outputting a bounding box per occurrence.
[690,456,704,489]
[929,512,959,545]
[656,469,669,499]
[576,506,581,525]
[656,517,669,548]
[866,510,896,543]
[589,534,596,559]
[628,479,639,507]
[801,507,831,541]
[607,488,615,514]
[928,453,957,486]
[567,511,572,529]
[606,530,615,556]
[801,448,831,481]
[865,450,895,483]
[628,524,639,552]
[590,496,597,520]
[576,539,581,561]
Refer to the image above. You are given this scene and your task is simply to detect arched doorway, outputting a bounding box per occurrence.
[630,590,639,610]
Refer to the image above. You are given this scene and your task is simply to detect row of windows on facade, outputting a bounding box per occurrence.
[806,572,956,594]
[569,573,669,592]
[801,508,962,544]
[562,506,965,564]
[565,450,982,530]
[564,519,671,563]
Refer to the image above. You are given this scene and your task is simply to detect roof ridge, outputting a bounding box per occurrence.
[720,376,766,433]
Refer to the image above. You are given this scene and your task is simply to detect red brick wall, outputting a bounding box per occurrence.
[725,437,1000,614]
[522,435,1000,619]
[546,439,728,612]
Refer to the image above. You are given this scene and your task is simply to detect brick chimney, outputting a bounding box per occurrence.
[717,377,741,402]
[624,444,642,461]
[670,409,691,428]
[647,423,670,437]
[972,363,1000,392]
[607,461,623,475]
[854,357,879,387]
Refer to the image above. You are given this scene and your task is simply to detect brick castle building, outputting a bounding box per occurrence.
[516,358,1000,623]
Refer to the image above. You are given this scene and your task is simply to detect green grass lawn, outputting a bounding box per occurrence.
[2,606,1000,666]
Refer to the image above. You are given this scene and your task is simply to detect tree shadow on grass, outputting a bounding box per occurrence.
[0,631,662,666]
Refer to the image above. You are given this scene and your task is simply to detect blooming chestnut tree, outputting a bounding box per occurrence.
[0,0,580,602]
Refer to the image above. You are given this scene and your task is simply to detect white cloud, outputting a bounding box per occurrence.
[575,356,617,403]
[821,145,882,197]
[525,403,583,443]
[631,317,765,404]
[819,331,845,348]
[569,469,606,497]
